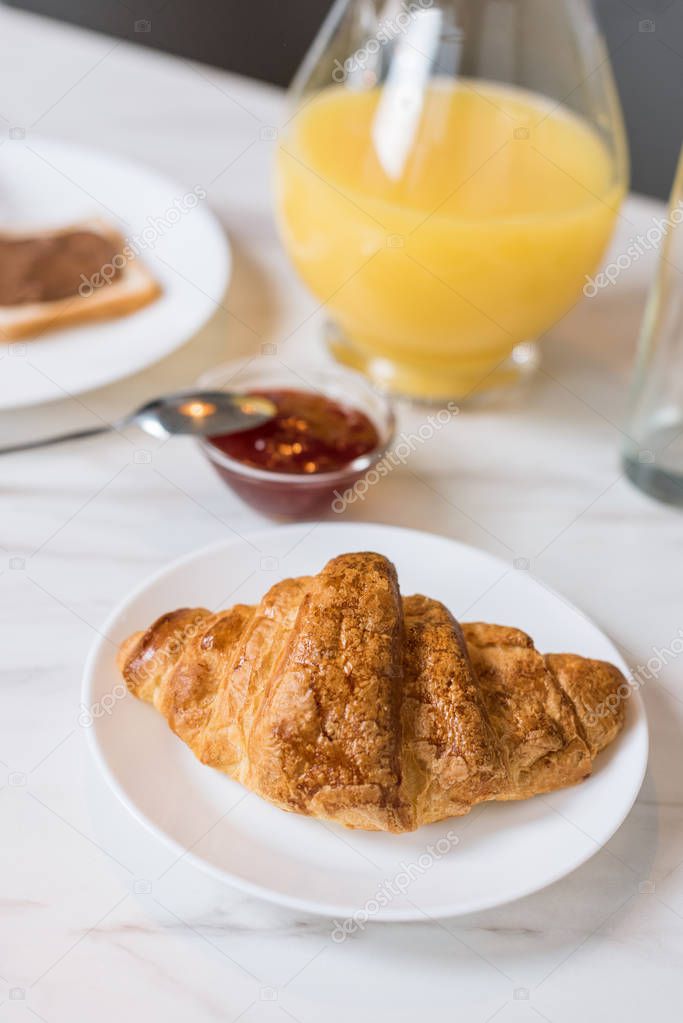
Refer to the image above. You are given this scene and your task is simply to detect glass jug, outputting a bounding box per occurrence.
[274,0,628,401]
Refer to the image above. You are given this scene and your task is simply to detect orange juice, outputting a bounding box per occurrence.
[275,80,625,398]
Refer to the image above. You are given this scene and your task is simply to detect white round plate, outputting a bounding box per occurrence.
[84,524,648,921]
[0,136,230,409]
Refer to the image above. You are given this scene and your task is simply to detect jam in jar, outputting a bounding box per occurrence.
[203,388,386,516]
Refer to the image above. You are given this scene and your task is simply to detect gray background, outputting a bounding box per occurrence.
[4,0,683,198]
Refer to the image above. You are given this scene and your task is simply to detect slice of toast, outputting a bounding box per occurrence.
[0,218,161,340]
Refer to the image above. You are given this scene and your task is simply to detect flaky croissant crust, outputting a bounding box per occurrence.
[117,552,625,833]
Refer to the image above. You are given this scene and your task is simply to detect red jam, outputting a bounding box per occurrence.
[207,389,379,475]
[204,388,382,517]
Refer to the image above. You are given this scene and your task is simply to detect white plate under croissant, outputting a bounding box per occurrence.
[84,524,648,920]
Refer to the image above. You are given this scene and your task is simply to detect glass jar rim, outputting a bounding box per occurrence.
[196,359,396,486]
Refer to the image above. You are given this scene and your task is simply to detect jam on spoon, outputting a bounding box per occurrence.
[206,389,380,475]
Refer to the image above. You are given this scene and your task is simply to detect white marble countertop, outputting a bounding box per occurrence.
[1,6,682,1022]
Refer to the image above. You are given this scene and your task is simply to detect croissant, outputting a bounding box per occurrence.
[117,552,626,833]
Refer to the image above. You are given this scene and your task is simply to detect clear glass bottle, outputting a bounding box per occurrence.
[274,0,628,402]
[623,149,683,504]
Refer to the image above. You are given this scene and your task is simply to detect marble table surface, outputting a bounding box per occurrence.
[1,6,682,1022]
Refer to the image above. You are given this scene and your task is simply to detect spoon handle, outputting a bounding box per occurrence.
[0,422,116,455]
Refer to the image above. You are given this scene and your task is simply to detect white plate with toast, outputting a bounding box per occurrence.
[0,136,230,409]
[84,524,648,920]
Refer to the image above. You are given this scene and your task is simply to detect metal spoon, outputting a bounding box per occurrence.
[0,390,277,455]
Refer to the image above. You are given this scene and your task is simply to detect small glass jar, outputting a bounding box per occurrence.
[197,360,395,516]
